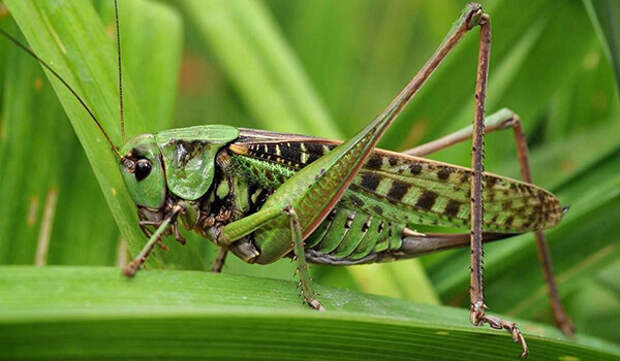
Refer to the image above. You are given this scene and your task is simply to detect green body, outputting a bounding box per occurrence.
[120,125,563,266]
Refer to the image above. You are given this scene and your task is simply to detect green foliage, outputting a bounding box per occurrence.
[1,266,619,360]
[0,0,618,358]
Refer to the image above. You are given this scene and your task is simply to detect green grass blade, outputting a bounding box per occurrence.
[4,0,143,261]
[0,30,78,264]
[1,266,619,361]
[3,0,201,269]
[584,0,620,93]
[177,0,341,138]
[95,0,184,131]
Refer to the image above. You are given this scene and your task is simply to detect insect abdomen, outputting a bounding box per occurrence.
[305,207,404,262]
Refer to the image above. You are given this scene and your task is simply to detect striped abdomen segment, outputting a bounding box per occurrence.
[305,207,403,262]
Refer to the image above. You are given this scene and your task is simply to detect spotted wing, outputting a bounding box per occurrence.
[231,128,564,233]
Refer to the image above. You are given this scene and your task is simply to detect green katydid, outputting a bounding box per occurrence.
[0,1,577,358]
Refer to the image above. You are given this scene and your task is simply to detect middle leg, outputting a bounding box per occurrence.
[211,248,229,273]
[402,108,517,157]
[285,206,324,311]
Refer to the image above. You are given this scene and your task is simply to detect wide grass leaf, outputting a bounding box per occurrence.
[585,0,620,92]
[3,0,203,269]
[1,266,619,361]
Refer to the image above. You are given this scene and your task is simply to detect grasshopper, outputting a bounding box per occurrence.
[1,1,576,358]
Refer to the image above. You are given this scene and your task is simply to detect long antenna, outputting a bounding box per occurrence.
[0,28,121,158]
[114,0,125,144]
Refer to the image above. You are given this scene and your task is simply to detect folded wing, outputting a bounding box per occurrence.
[232,128,564,233]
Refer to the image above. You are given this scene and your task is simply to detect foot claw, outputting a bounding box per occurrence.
[122,260,140,277]
[173,225,186,245]
[309,299,325,311]
[156,240,169,251]
[470,303,528,359]
[557,317,576,337]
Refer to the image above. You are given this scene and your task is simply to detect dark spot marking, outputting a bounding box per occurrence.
[303,143,324,164]
[362,219,371,232]
[537,191,548,203]
[289,142,301,152]
[460,173,470,183]
[387,180,410,201]
[267,144,276,155]
[372,205,384,215]
[445,200,461,218]
[327,209,337,221]
[410,163,422,175]
[416,191,438,210]
[306,143,325,154]
[345,212,355,229]
[388,157,398,167]
[280,143,302,164]
[360,173,381,192]
[349,195,364,207]
[366,154,383,169]
[265,170,274,182]
[437,167,452,180]
[485,176,498,188]
[378,221,385,233]
[307,152,321,164]
[505,216,514,227]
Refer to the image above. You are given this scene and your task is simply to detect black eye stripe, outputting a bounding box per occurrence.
[135,159,152,181]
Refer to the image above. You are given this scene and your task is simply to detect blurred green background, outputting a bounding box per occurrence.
[0,0,618,351]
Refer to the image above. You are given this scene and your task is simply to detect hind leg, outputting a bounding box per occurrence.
[403,108,575,336]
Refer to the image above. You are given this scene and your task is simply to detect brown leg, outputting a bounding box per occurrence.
[402,108,516,157]
[402,108,575,336]
[511,119,576,336]
[123,204,183,277]
[468,12,529,359]
[211,247,229,273]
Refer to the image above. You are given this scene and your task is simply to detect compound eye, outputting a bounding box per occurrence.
[134,159,152,181]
